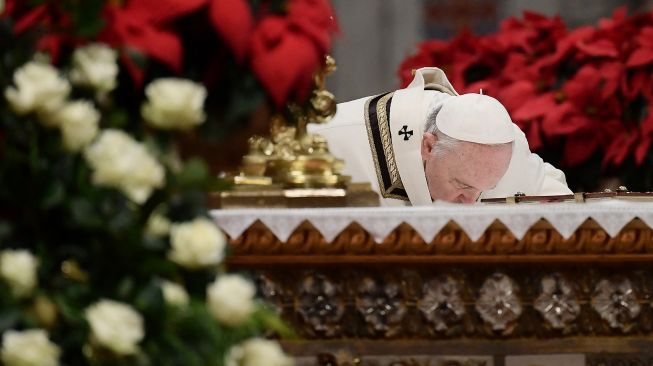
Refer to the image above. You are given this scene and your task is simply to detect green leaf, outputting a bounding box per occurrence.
[0,309,20,332]
[224,73,266,122]
[107,205,137,233]
[54,294,84,323]
[117,277,135,299]
[253,306,298,340]
[107,109,130,129]
[70,198,103,229]
[159,333,203,366]
[41,180,65,209]
[125,47,148,69]
[167,189,207,222]
[206,177,233,192]
[68,0,106,37]
[134,281,164,320]
[0,221,13,242]
[142,236,167,251]
[139,258,177,278]
[176,158,209,188]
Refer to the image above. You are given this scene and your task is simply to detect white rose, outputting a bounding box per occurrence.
[168,218,225,269]
[141,78,206,130]
[1,329,60,366]
[84,129,165,204]
[145,212,171,237]
[53,100,100,152]
[85,299,144,356]
[225,338,294,366]
[160,280,189,307]
[4,61,70,117]
[0,250,38,298]
[206,275,255,327]
[69,43,118,94]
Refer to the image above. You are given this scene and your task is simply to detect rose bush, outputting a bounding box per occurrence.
[168,217,226,269]
[69,43,119,94]
[85,299,145,356]
[0,0,327,364]
[0,250,37,299]
[4,61,70,117]
[4,0,337,134]
[207,274,256,327]
[141,78,207,131]
[225,338,294,366]
[1,329,60,366]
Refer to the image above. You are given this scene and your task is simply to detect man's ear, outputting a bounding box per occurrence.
[421,132,438,161]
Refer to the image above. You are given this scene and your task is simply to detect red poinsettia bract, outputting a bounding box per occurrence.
[399,8,653,170]
[7,0,338,108]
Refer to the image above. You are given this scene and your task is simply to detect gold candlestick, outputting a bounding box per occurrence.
[212,56,378,208]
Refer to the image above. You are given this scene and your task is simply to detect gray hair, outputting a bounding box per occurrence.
[424,98,512,158]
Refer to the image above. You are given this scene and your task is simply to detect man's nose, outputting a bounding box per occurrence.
[458,190,480,203]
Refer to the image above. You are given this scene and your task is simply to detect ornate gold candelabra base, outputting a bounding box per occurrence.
[212,56,379,208]
[210,183,379,208]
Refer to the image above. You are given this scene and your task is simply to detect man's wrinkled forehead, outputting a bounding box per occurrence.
[445,142,513,189]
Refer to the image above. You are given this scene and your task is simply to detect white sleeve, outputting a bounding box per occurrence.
[480,125,572,199]
[539,162,573,195]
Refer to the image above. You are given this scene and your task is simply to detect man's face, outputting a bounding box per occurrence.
[420,132,512,203]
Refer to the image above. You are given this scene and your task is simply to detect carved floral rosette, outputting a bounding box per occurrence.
[226,217,653,339]
[251,267,653,339]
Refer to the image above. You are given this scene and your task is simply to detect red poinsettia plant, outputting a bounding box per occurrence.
[4,0,337,135]
[399,8,653,192]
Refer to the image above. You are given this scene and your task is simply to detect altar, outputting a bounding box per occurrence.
[212,201,653,365]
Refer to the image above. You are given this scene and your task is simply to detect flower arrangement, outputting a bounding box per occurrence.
[3,0,338,170]
[0,0,337,364]
[399,8,653,191]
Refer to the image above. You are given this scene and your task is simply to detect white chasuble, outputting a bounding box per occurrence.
[308,68,572,206]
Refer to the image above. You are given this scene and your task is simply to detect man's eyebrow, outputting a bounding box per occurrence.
[453,178,478,190]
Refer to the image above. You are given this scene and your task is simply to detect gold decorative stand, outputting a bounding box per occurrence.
[211,56,378,208]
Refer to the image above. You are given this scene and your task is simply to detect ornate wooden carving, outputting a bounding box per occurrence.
[228,219,653,262]
[227,218,653,363]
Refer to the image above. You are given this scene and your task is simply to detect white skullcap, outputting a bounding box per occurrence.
[435,93,515,144]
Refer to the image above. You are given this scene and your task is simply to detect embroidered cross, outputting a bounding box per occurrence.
[398,125,413,141]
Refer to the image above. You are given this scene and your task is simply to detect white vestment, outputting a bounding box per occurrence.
[308,68,572,206]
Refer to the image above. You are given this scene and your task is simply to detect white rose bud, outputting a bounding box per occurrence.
[141,78,206,130]
[225,338,294,366]
[84,129,165,204]
[85,299,144,356]
[69,43,118,94]
[53,100,100,152]
[1,329,61,366]
[160,147,183,174]
[4,61,70,117]
[160,280,189,307]
[206,275,255,327]
[145,212,171,237]
[0,250,38,299]
[168,218,225,269]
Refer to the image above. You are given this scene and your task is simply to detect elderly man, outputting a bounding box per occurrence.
[308,67,572,206]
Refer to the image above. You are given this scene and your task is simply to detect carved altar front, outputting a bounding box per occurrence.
[211,202,653,365]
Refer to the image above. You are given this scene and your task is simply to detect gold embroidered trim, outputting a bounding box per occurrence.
[377,93,401,188]
[364,92,409,201]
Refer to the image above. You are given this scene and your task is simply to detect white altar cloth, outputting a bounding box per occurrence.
[210,201,653,243]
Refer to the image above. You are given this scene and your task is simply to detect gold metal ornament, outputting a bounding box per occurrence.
[213,56,378,208]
